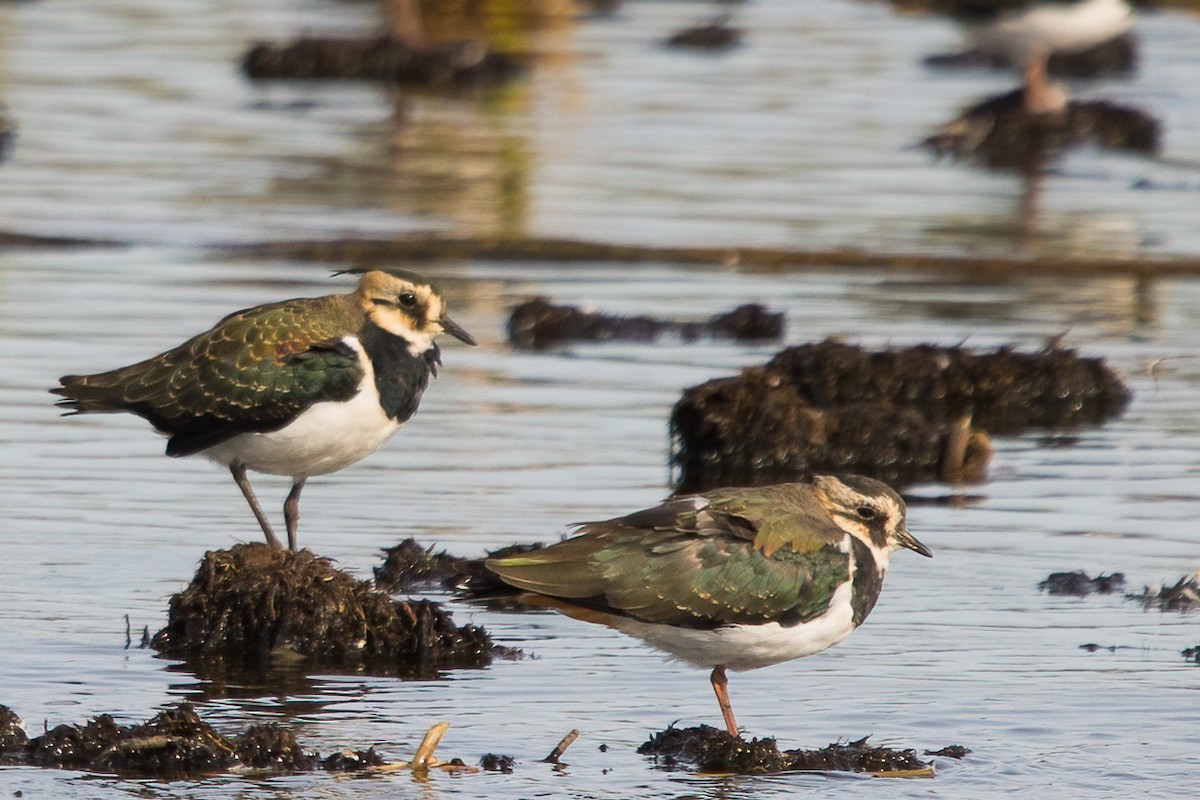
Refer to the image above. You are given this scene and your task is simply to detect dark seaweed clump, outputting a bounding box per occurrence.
[151,543,495,677]
[0,705,28,755]
[670,339,1128,492]
[480,752,516,772]
[638,725,931,774]
[0,703,404,777]
[665,17,743,50]
[925,744,971,758]
[374,538,466,593]
[1126,574,1200,612]
[242,37,522,87]
[375,538,545,597]
[921,90,1160,172]
[1039,571,1126,596]
[507,296,783,349]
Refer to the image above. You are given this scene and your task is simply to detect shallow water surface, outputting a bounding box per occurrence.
[2,250,1200,798]
[1,0,1199,796]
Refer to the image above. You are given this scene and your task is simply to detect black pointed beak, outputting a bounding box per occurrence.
[897,527,933,558]
[440,315,477,346]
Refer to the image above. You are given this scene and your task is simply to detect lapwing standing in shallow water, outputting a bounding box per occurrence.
[52,269,475,551]
[955,0,1135,113]
[483,475,931,736]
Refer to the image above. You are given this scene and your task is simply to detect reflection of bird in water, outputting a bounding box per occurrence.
[482,476,931,736]
[953,0,1134,113]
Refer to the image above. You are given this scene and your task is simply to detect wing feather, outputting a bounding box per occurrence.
[53,295,364,455]
[487,493,852,629]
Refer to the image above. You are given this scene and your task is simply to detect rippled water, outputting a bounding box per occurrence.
[2,0,1200,797]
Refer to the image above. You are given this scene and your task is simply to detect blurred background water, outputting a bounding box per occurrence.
[1,0,1199,797]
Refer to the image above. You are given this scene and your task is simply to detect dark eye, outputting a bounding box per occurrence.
[856,505,878,520]
[398,292,417,308]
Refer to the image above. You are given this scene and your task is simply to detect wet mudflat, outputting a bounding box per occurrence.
[2,0,1200,797]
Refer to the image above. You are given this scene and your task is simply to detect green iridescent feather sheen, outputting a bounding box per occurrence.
[487,483,857,630]
[54,295,365,455]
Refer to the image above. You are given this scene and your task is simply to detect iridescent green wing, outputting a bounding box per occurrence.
[487,494,852,628]
[56,296,364,455]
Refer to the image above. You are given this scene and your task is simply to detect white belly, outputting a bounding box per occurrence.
[970,0,1133,61]
[201,339,402,478]
[611,580,859,672]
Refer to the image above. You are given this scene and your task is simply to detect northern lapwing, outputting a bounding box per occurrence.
[484,475,931,736]
[52,269,475,550]
[955,0,1135,113]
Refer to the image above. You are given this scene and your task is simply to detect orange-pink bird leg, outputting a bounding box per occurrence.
[710,665,740,737]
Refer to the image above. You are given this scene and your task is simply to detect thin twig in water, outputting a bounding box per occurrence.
[542,729,580,763]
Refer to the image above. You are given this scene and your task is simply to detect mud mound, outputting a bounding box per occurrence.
[639,725,933,775]
[670,339,1127,492]
[152,543,494,677]
[507,296,783,349]
[764,340,1129,433]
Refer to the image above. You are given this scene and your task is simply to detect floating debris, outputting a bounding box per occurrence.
[1181,646,1200,664]
[638,725,933,776]
[1039,571,1126,597]
[541,729,580,764]
[1078,643,1140,653]
[322,747,386,772]
[480,752,516,772]
[241,37,521,87]
[1127,574,1200,613]
[507,296,783,349]
[151,544,497,678]
[670,339,1126,492]
[921,90,1160,171]
[925,744,971,758]
[665,16,743,50]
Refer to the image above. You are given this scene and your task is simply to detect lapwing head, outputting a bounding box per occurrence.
[348,269,477,353]
[812,474,932,561]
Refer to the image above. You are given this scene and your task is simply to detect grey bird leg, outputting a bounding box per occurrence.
[230,463,283,549]
[710,665,739,738]
[284,478,306,552]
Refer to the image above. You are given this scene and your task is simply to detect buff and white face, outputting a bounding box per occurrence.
[814,474,932,561]
[356,270,476,353]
